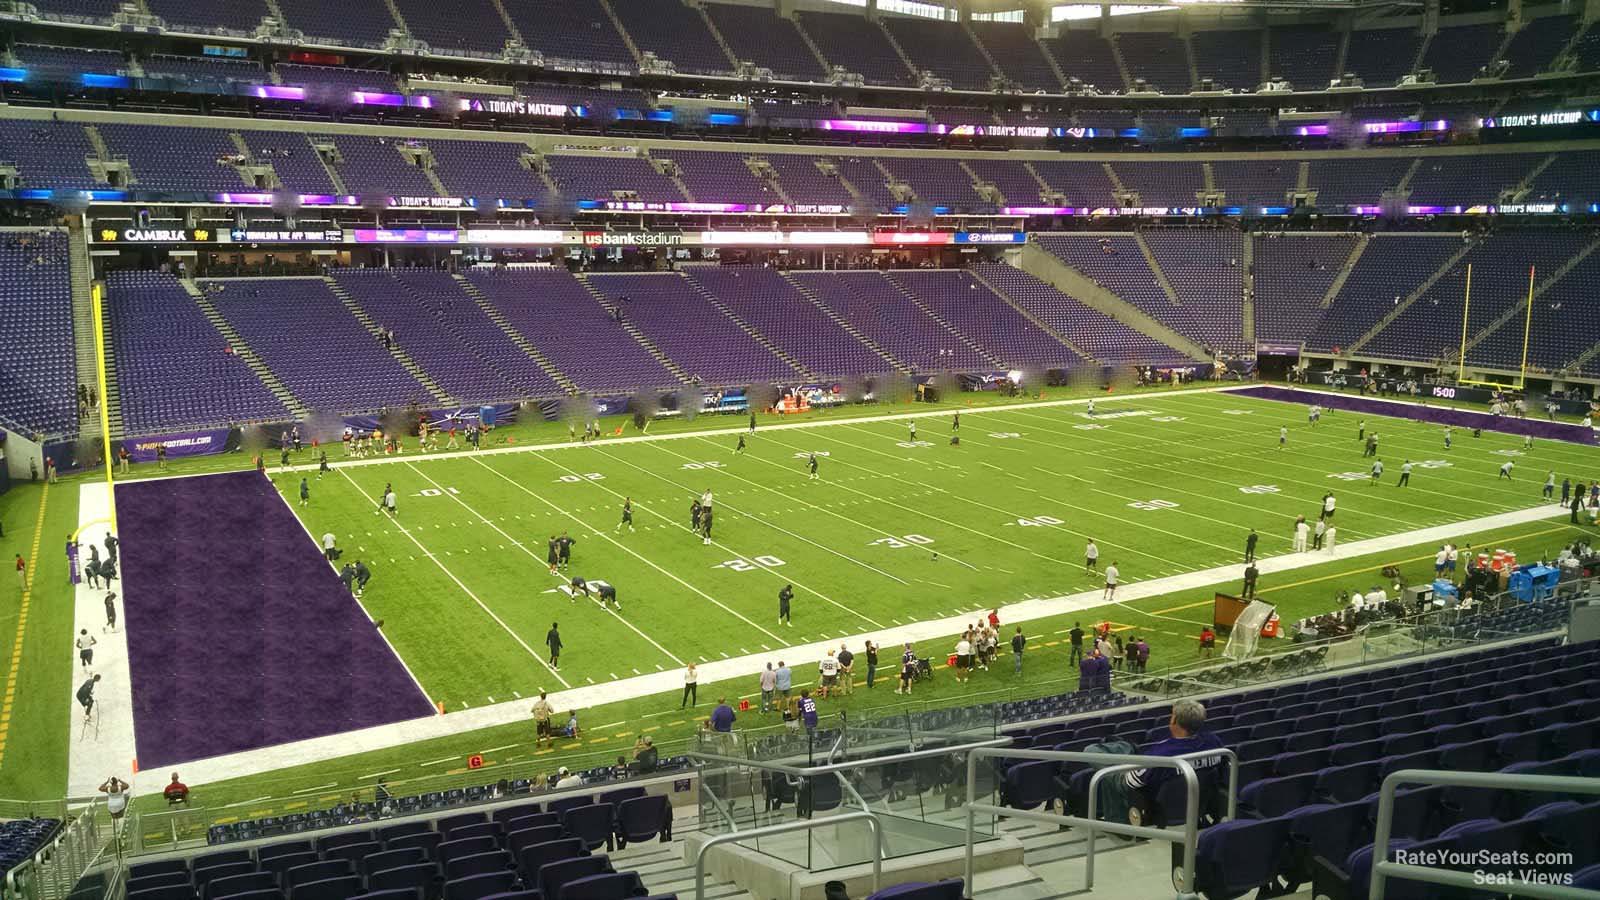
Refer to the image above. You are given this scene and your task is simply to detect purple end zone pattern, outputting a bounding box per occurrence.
[1232,385,1599,445]
[116,471,435,768]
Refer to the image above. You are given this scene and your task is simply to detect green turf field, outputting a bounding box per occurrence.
[0,480,79,804]
[270,387,1600,710]
[132,515,1594,846]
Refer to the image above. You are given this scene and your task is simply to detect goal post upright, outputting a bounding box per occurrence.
[1456,263,1472,385]
[1517,264,1535,390]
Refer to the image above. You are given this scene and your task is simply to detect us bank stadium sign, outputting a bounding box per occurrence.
[581,231,684,247]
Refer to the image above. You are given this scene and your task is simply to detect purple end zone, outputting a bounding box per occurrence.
[1233,385,1599,445]
[116,471,435,768]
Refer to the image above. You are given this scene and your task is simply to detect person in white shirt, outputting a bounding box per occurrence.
[1322,493,1336,521]
[1499,461,1514,480]
[322,532,337,560]
[1293,517,1309,552]
[1313,518,1327,550]
[1103,563,1119,601]
[1369,586,1388,606]
[76,629,97,668]
[1084,540,1099,576]
[953,634,973,683]
[1350,591,1365,610]
[680,663,698,709]
[818,651,840,697]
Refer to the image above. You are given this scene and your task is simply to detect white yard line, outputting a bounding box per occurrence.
[131,499,1579,795]
[402,461,685,668]
[468,456,787,646]
[334,468,571,690]
[127,386,1243,485]
[274,477,435,708]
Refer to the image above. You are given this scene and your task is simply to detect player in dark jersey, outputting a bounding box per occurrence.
[546,536,560,574]
[701,505,714,544]
[616,497,634,534]
[778,584,793,625]
[595,580,619,610]
[735,434,746,454]
[569,575,590,597]
[807,453,819,480]
[691,499,703,533]
[557,532,575,571]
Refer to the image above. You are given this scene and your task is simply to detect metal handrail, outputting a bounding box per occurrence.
[1369,769,1600,900]
[962,748,1234,900]
[697,781,740,834]
[688,737,1012,778]
[1084,749,1238,890]
[692,810,882,900]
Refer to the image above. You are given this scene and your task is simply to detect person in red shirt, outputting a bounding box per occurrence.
[1198,626,1216,658]
[987,608,1000,630]
[163,772,189,804]
[14,555,24,592]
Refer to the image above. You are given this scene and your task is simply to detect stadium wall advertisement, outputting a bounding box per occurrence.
[1234,386,1598,444]
[124,428,232,462]
[1305,372,1596,415]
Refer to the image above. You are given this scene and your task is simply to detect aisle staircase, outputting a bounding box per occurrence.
[1345,240,1476,355]
[1011,244,1209,361]
[183,279,308,419]
[452,275,576,393]
[1319,235,1370,309]
[681,272,811,378]
[66,223,106,440]
[573,274,689,383]
[782,274,910,373]
[323,277,455,405]
[884,274,1003,368]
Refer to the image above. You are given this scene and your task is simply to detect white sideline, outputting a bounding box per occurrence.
[130,384,1241,482]
[126,498,1579,797]
[66,481,139,798]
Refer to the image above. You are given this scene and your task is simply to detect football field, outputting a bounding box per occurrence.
[273,387,1599,711]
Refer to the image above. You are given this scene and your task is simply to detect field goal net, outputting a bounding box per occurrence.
[1223,601,1276,660]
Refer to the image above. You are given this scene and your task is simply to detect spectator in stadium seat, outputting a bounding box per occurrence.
[1093,648,1113,691]
[1122,699,1224,827]
[710,698,735,733]
[164,772,189,805]
[633,735,658,773]
[1078,648,1099,692]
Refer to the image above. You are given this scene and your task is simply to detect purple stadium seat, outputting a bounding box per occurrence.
[560,805,614,853]
[864,882,963,900]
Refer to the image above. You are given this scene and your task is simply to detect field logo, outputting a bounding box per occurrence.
[1075,409,1154,420]
[1128,499,1179,511]
[870,534,935,548]
[715,556,785,571]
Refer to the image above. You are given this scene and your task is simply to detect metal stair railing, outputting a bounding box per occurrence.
[961,746,1239,900]
[1369,769,1600,900]
[693,811,883,900]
